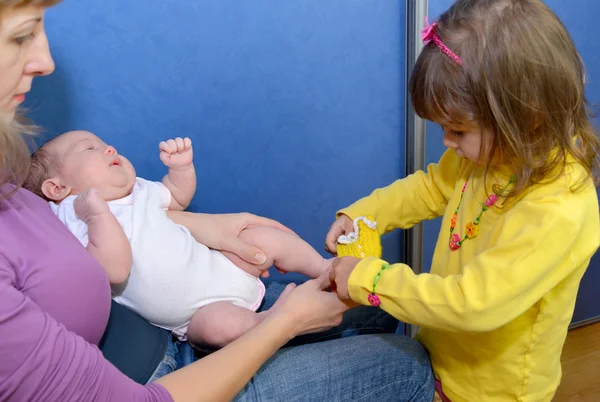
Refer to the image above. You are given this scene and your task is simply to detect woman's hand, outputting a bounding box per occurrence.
[328,256,361,300]
[167,211,295,270]
[271,273,359,337]
[324,214,354,255]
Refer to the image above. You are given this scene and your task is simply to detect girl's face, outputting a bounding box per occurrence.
[0,5,54,118]
[439,120,493,164]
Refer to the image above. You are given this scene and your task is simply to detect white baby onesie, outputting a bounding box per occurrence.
[50,178,265,339]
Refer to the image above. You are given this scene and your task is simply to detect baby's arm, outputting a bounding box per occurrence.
[74,189,132,285]
[159,137,196,210]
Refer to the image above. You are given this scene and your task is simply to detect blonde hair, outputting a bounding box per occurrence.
[0,0,61,10]
[409,0,600,197]
[0,114,38,195]
[0,0,61,196]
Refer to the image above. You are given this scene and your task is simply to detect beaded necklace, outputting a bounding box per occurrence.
[449,175,516,251]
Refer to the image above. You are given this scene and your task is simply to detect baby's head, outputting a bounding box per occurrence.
[24,130,136,202]
[409,0,598,192]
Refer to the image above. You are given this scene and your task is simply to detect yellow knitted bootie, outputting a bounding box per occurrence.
[336,215,382,259]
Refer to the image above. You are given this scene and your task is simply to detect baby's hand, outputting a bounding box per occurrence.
[74,188,110,223]
[159,137,193,170]
[325,214,355,255]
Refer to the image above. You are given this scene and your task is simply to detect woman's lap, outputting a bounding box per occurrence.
[234,333,434,402]
[148,281,435,401]
[150,332,434,401]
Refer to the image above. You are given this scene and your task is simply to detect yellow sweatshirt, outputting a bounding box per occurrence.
[340,149,599,402]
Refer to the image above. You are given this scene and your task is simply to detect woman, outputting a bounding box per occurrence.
[0,1,434,401]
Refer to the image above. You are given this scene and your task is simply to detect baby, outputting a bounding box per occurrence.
[24,130,331,348]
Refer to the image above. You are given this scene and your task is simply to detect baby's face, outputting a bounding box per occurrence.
[49,130,136,201]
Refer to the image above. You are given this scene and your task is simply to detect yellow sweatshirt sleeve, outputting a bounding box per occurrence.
[339,149,463,233]
[347,193,598,332]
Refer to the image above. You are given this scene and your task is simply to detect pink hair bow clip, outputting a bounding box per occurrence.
[420,17,462,65]
[421,17,438,45]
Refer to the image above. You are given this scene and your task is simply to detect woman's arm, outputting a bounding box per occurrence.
[167,211,296,266]
[158,309,291,401]
[156,275,352,402]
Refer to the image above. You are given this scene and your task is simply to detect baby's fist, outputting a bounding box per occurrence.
[74,188,110,223]
[159,137,193,169]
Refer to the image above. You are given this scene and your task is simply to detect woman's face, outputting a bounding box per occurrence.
[0,6,54,118]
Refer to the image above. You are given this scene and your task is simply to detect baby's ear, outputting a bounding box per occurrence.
[41,177,72,202]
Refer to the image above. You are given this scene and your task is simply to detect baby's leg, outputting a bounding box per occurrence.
[187,302,266,348]
[187,284,296,348]
[222,226,332,278]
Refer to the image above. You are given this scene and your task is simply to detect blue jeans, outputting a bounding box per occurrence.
[148,281,434,401]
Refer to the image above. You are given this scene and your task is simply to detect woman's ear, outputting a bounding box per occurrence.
[41,177,72,202]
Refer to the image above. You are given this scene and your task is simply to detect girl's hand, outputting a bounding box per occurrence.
[272,272,358,336]
[167,211,295,269]
[324,214,355,255]
[328,256,361,300]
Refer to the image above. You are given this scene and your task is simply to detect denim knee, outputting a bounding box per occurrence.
[382,334,435,401]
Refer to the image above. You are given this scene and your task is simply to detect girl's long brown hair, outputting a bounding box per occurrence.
[409,0,599,196]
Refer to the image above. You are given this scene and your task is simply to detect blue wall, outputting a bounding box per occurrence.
[27,1,407,280]
[424,0,600,324]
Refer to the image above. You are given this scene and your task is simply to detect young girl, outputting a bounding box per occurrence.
[326,0,600,401]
